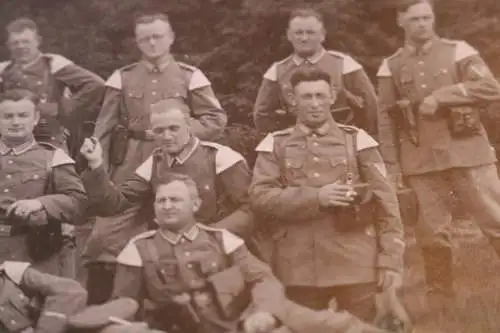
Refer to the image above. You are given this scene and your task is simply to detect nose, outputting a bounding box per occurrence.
[311,96,320,107]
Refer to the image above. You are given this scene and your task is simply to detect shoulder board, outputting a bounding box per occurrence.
[447,39,478,62]
[178,61,198,72]
[255,127,293,153]
[135,155,154,182]
[276,55,293,65]
[105,63,138,90]
[377,49,401,77]
[326,50,362,74]
[0,60,11,75]
[2,261,30,284]
[197,224,244,254]
[263,55,292,81]
[185,67,211,91]
[200,141,244,174]
[116,230,156,267]
[387,48,402,60]
[44,53,73,74]
[339,125,378,151]
[50,148,75,167]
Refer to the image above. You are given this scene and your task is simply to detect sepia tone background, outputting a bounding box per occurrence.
[1,0,500,332]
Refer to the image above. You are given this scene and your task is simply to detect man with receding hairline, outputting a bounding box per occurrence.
[377,0,500,313]
[253,7,378,136]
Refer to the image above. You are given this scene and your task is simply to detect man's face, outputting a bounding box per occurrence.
[154,180,199,231]
[135,20,174,61]
[150,108,191,155]
[287,16,325,58]
[398,2,436,43]
[294,80,334,128]
[0,99,39,141]
[7,29,41,64]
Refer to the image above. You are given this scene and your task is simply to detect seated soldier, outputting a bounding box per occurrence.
[85,172,390,333]
[0,89,87,277]
[0,260,87,333]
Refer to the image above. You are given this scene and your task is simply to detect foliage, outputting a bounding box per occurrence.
[1,0,500,153]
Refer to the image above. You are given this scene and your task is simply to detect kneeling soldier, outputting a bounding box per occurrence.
[0,89,87,277]
[0,260,87,333]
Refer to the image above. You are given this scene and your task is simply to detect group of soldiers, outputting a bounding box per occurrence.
[1,0,500,332]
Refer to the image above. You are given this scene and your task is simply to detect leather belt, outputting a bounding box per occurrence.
[128,129,156,141]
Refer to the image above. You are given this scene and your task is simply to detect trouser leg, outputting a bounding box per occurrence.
[451,164,500,257]
[407,173,455,299]
[334,282,378,323]
[86,261,116,305]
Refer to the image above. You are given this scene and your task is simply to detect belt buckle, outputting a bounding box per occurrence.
[0,225,12,237]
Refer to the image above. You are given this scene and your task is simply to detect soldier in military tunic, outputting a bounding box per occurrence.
[105,173,389,333]
[80,98,247,304]
[253,8,378,136]
[0,89,87,277]
[250,68,404,322]
[0,260,87,333]
[85,12,226,304]
[0,18,105,160]
[377,0,500,310]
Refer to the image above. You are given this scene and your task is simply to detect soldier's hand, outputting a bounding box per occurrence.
[419,95,439,116]
[7,199,44,220]
[318,182,356,207]
[80,137,103,169]
[378,269,403,291]
[243,311,278,333]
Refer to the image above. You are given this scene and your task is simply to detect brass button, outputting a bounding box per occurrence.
[6,174,11,179]
[3,189,9,193]
[7,160,13,165]
[313,156,319,162]
[313,172,320,178]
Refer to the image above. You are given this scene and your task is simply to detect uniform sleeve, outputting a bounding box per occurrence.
[81,165,152,217]
[188,70,226,141]
[377,60,402,177]
[358,147,405,273]
[343,68,379,136]
[93,87,121,173]
[253,76,286,134]
[37,164,88,225]
[432,42,500,105]
[111,264,144,301]
[212,160,254,238]
[250,150,324,222]
[20,267,87,333]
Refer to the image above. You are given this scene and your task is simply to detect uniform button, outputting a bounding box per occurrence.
[187,263,193,268]
[33,174,39,180]
[36,81,42,85]
[185,252,191,257]
[204,185,210,190]
[421,84,427,88]
[312,133,317,138]
[419,72,424,76]
[313,172,320,178]
[313,156,319,162]
[0,306,4,311]
[152,91,157,96]
[313,142,319,147]
[10,320,16,325]
[3,189,9,193]
[6,174,11,179]
[152,79,157,84]
[7,160,13,165]
[211,262,217,267]
[50,136,56,140]
[418,61,424,65]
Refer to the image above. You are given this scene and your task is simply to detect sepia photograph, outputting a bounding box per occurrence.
[0,0,499,332]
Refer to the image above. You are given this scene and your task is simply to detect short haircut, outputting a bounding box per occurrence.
[134,12,171,28]
[0,89,39,105]
[396,0,434,13]
[288,8,324,27]
[154,172,200,201]
[290,68,332,89]
[150,98,190,120]
[6,18,39,35]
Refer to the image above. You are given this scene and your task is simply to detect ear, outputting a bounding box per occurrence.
[396,13,405,28]
[192,197,201,213]
[33,109,40,126]
[286,28,293,44]
[36,34,42,48]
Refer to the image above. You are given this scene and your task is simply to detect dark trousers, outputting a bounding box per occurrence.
[86,262,116,305]
[285,282,378,322]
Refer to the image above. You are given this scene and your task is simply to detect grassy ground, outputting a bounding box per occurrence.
[403,220,500,333]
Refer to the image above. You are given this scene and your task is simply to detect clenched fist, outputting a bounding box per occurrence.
[318,182,356,208]
[80,137,103,170]
[243,311,278,333]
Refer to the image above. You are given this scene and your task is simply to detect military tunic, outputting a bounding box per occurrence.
[253,48,378,135]
[377,37,500,250]
[95,58,226,184]
[0,261,87,333]
[0,53,105,156]
[112,224,276,333]
[81,137,252,263]
[0,139,87,276]
[250,122,404,288]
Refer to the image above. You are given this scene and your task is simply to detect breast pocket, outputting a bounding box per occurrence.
[124,90,146,124]
[18,172,48,198]
[284,158,305,183]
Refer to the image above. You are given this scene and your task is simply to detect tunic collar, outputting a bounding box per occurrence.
[159,224,200,245]
[292,48,326,65]
[166,136,199,167]
[0,138,36,156]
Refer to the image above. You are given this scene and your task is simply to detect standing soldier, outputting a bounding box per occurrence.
[0,18,105,163]
[253,8,378,136]
[250,68,404,322]
[0,89,87,277]
[377,0,500,312]
[85,12,226,305]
